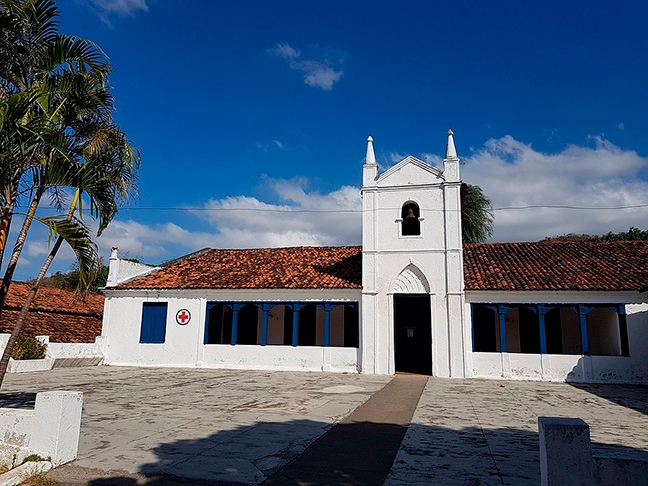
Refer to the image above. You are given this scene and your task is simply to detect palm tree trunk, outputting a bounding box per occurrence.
[0,213,12,268]
[0,188,44,317]
[0,188,76,389]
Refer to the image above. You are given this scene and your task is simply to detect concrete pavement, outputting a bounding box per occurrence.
[2,367,648,485]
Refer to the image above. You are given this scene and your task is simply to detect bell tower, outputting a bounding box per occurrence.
[360,131,467,377]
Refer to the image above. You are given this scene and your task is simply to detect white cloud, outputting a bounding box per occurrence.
[192,177,361,248]
[90,136,648,269]
[96,220,216,262]
[618,123,625,130]
[462,135,648,241]
[88,0,148,16]
[269,43,345,91]
[273,140,283,150]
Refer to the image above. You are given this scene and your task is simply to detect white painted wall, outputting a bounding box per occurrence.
[101,288,362,372]
[466,291,648,383]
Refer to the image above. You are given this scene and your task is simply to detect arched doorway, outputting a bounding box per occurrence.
[392,265,432,375]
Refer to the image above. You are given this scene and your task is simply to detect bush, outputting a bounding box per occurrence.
[11,336,47,360]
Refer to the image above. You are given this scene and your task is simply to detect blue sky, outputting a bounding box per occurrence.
[9,0,648,279]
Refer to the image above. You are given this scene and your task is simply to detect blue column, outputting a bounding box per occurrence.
[261,307,269,346]
[231,306,240,345]
[292,305,300,347]
[578,305,589,355]
[538,306,547,354]
[324,305,332,347]
[498,306,507,353]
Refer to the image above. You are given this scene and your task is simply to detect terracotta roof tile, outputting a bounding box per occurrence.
[117,246,363,290]
[0,281,104,343]
[464,241,648,292]
[115,241,648,293]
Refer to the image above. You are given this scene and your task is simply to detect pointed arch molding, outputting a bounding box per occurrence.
[392,264,430,294]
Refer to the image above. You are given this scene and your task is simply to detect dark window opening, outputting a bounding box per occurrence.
[518,307,540,353]
[343,305,359,348]
[283,307,294,345]
[401,203,420,236]
[205,304,232,344]
[298,305,318,346]
[545,307,581,355]
[238,304,260,345]
[472,306,498,352]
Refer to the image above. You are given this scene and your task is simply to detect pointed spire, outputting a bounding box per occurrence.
[445,128,457,159]
[364,135,377,166]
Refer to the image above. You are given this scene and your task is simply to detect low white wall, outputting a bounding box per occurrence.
[0,335,104,372]
[46,342,103,358]
[471,353,646,383]
[0,392,83,467]
[201,345,358,373]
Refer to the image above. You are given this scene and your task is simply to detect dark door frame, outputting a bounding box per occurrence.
[393,293,432,375]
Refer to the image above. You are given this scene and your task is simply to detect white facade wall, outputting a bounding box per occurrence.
[360,135,466,377]
[465,291,648,383]
[101,288,361,372]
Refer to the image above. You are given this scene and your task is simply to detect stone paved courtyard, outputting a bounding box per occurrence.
[2,367,648,485]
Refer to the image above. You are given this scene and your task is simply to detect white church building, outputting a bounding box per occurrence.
[100,131,648,383]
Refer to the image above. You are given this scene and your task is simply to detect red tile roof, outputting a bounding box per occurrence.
[463,241,648,292]
[114,241,648,293]
[0,282,104,343]
[117,246,363,290]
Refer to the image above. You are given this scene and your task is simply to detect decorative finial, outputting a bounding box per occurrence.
[365,134,377,166]
[445,128,457,159]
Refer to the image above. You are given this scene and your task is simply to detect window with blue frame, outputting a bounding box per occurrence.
[471,303,629,357]
[204,302,359,347]
[139,302,168,344]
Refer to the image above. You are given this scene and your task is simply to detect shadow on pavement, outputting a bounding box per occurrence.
[65,418,648,486]
[568,381,648,417]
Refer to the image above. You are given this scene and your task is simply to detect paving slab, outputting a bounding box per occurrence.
[2,367,391,484]
[385,379,648,486]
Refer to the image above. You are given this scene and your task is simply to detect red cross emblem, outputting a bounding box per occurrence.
[176,309,191,325]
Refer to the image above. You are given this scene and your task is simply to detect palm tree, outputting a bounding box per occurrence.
[0,0,139,386]
[461,183,494,244]
[0,134,139,388]
[0,0,113,310]
[0,0,108,268]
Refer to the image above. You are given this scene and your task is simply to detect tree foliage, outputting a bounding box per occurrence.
[543,227,648,242]
[49,262,109,292]
[461,183,494,244]
[600,227,648,241]
[0,0,139,388]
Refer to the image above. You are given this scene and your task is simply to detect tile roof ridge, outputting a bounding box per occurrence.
[160,247,213,267]
[205,244,363,251]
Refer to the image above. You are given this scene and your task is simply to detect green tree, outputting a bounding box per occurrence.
[0,0,139,387]
[461,183,494,244]
[600,227,648,241]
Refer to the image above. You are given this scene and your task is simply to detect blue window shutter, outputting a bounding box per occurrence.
[140,303,168,344]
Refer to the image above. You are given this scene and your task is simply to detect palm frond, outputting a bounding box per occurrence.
[35,214,100,290]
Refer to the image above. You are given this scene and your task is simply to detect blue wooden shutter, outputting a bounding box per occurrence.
[140,303,168,343]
